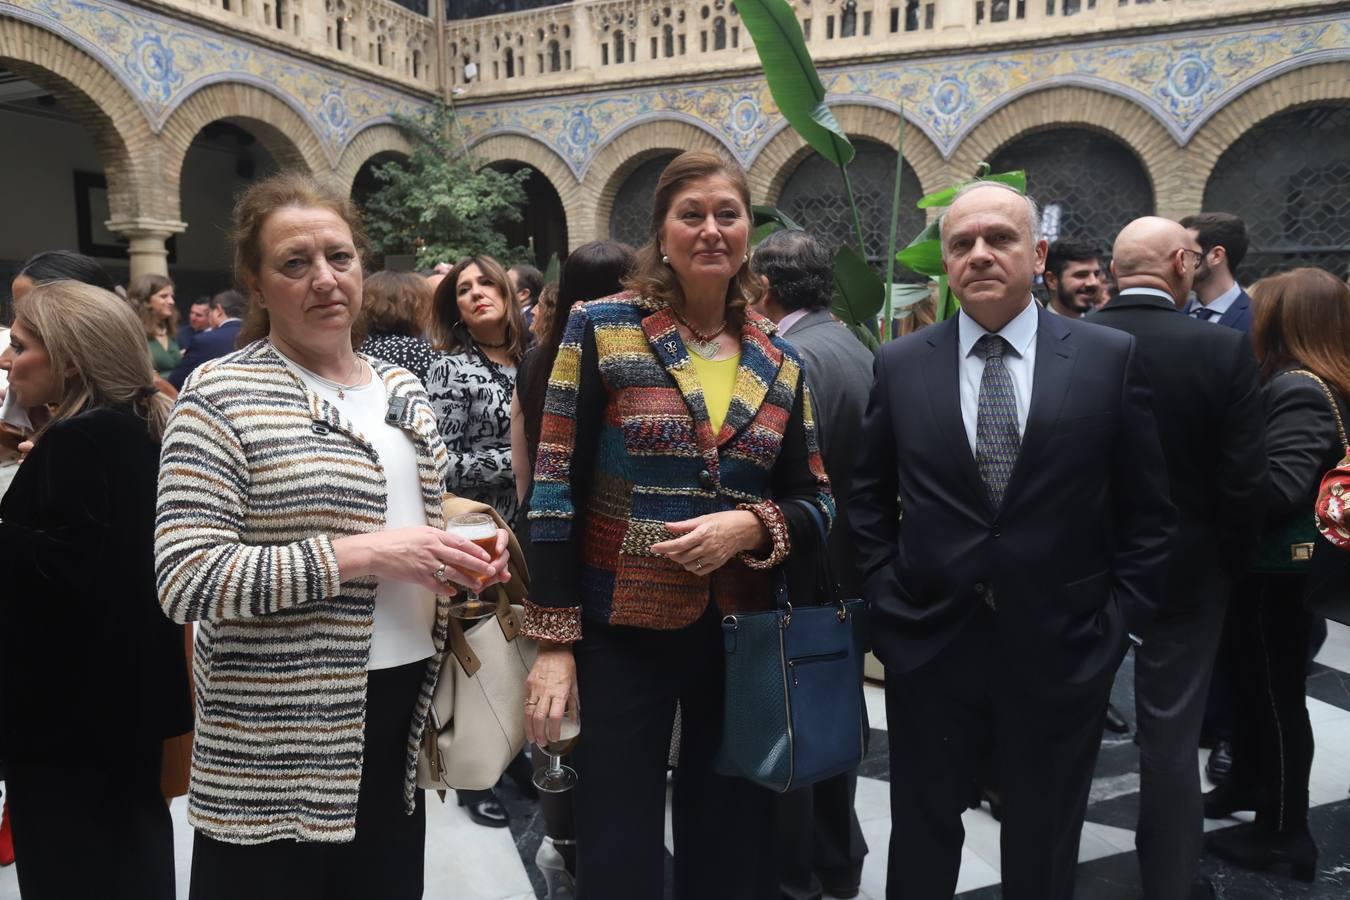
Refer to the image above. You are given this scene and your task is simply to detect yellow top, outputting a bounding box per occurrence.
[689,353,741,433]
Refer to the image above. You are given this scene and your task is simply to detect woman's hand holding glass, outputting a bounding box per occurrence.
[525,644,580,793]
[649,509,769,574]
[332,525,511,595]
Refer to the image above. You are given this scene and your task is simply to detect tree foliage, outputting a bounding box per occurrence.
[362,102,532,268]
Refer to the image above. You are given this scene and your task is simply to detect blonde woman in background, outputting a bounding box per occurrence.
[0,281,192,899]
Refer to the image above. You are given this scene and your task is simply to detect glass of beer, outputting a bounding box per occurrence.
[445,512,499,619]
[532,705,580,794]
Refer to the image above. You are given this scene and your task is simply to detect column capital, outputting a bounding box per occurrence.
[106,218,188,280]
[104,217,188,240]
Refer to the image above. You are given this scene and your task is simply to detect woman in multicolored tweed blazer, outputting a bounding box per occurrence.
[154,172,510,900]
[522,151,833,899]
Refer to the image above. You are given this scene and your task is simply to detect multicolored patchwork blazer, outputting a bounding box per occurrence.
[524,292,833,641]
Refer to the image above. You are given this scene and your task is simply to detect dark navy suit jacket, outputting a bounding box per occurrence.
[168,320,242,389]
[1217,287,1252,333]
[851,306,1176,688]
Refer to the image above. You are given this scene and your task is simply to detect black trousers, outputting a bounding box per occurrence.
[189,659,428,900]
[572,606,778,900]
[7,739,175,900]
[884,609,1117,900]
[1224,573,1315,834]
[776,769,868,900]
[1134,567,1226,900]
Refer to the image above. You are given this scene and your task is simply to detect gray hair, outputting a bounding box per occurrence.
[940,180,1042,244]
[751,229,835,313]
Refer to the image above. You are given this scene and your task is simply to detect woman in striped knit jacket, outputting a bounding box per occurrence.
[154,172,512,900]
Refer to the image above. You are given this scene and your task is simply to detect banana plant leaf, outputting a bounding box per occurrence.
[933,274,960,322]
[736,0,854,168]
[916,170,1027,209]
[895,219,943,277]
[752,205,802,246]
[832,244,883,338]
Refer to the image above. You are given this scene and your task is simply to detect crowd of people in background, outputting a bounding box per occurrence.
[0,152,1346,900]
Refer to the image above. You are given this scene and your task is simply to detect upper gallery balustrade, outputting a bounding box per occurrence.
[444,0,1336,97]
[146,0,439,91]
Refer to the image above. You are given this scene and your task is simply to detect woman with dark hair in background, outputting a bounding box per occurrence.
[0,281,192,899]
[425,255,528,523]
[424,255,532,828]
[10,250,116,303]
[508,240,633,895]
[1205,267,1350,882]
[358,270,438,384]
[128,274,182,379]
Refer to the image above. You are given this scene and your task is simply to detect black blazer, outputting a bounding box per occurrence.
[1091,291,1267,605]
[851,307,1175,687]
[0,406,192,763]
[1264,367,1349,530]
[167,319,242,389]
[1217,287,1253,333]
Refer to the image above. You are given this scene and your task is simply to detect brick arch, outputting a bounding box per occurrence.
[160,82,329,220]
[0,18,161,222]
[468,132,583,247]
[749,104,948,206]
[336,124,414,193]
[950,86,1184,214]
[1190,62,1350,193]
[585,119,732,246]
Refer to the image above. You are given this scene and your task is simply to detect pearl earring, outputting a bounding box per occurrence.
[662,255,670,265]
[743,253,749,263]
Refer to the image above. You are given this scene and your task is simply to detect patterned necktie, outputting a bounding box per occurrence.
[974,334,1021,509]
[1191,305,1217,321]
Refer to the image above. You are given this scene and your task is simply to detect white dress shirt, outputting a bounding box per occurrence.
[1190,281,1241,322]
[957,300,1038,456]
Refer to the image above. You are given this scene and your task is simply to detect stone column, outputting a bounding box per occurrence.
[106,218,188,281]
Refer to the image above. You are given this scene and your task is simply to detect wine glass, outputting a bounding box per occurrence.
[533,705,580,793]
[444,512,499,619]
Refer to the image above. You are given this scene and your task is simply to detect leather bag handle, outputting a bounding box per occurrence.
[1288,370,1349,454]
[446,585,521,678]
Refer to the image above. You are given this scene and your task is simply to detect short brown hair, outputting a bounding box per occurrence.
[361,270,431,338]
[429,255,528,363]
[1250,267,1350,397]
[232,170,368,346]
[622,150,762,328]
[128,273,178,340]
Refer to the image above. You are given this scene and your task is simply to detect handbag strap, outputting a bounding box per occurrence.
[1287,370,1350,454]
[445,586,520,677]
[778,498,841,612]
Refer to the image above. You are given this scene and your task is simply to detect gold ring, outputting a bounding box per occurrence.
[696,558,704,570]
[433,565,450,584]
[525,699,539,707]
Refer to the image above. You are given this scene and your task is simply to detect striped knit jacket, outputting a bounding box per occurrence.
[155,340,450,845]
[524,292,833,642]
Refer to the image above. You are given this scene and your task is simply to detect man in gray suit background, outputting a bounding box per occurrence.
[752,228,874,899]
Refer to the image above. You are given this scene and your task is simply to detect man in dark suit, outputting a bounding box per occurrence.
[752,228,873,900]
[177,297,212,352]
[1179,212,1254,782]
[1178,213,1251,331]
[168,289,245,389]
[852,183,1175,900]
[1093,217,1266,900]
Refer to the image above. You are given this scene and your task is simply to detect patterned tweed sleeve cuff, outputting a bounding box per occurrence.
[313,533,344,596]
[522,600,583,644]
[736,501,791,570]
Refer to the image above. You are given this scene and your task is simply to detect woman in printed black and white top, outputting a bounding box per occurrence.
[357,270,439,384]
[426,255,528,524]
[424,254,531,828]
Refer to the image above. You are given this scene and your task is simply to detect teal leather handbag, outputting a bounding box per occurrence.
[714,500,867,793]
